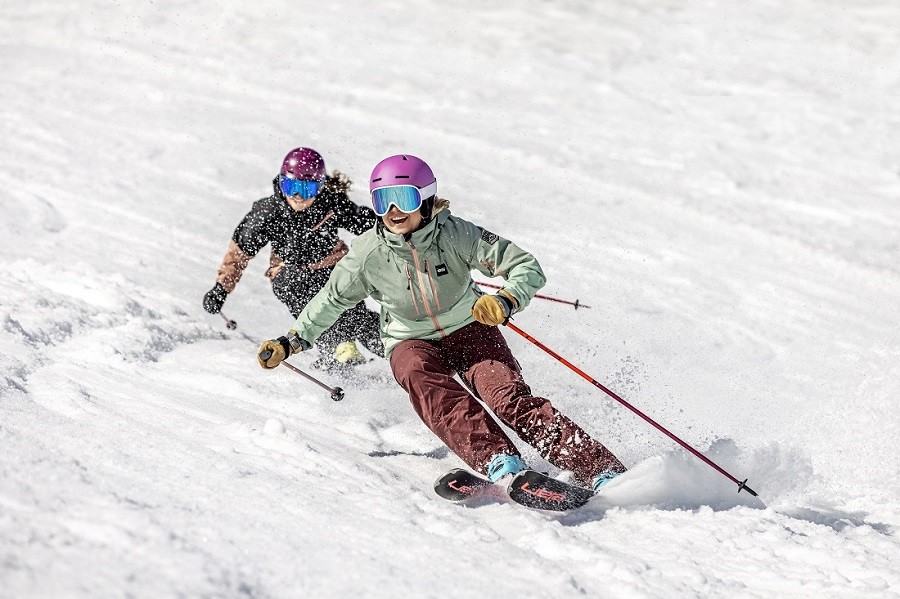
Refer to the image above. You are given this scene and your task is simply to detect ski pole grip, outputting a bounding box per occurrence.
[260,348,273,362]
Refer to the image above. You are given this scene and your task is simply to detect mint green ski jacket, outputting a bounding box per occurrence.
[290,206,546,357]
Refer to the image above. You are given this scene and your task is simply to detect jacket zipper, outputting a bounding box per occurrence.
[404,264,420,316]
[408,242,446,336]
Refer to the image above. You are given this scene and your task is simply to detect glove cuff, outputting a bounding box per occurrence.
[496,290,517,320]
[275,336,292,357]
[284,330,312,354]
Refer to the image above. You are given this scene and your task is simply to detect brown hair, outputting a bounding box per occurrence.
[323,171,352,195]
[432,196,451,214]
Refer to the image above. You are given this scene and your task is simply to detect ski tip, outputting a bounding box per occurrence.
[433,468,465,488]
[434,468,492,502]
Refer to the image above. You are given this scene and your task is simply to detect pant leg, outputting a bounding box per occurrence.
[444,322,626,487]
[270,267,339,363]
[271,266,329,319]
[341,301,385,358]
[390,338,519,474]
[314,316,351,359]
[306,301,384,361]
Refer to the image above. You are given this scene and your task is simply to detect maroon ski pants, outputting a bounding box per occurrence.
[389,321,625,486]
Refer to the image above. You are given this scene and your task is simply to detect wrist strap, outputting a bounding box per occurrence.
[285,330,311,353]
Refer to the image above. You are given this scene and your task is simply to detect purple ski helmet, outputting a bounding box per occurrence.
[280,147,326,182]
[369,154,438,220]
[369,154,436,194]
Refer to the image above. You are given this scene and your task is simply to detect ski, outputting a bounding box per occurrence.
[434,468,594,512]
[433,468,493,502]
[507,470,595,511]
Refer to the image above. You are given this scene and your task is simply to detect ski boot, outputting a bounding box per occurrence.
[592,470,621,492]
[486,454,527,482]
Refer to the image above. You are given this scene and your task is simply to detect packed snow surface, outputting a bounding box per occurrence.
[2,1,899,597]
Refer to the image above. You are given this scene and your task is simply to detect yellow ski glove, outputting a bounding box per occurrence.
[472,290,518,326]
[257,330,310,369]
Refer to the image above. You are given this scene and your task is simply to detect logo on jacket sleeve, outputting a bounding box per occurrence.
[481,229,499,245]
[435,263,449,276]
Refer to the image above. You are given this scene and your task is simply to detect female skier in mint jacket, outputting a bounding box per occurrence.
[257,154,625,490]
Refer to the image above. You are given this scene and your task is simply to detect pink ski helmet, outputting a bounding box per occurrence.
[369,154,436,194]
[280,147,326,182]
[369,154,438,220]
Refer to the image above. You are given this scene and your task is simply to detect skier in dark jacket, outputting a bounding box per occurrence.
[203,147,384,368]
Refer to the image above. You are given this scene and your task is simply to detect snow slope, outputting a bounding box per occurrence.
[2,1,898,596]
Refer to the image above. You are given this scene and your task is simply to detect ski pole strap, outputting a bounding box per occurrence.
[506,322,757,497]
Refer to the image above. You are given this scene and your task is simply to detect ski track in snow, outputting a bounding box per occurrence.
[2,1,899,597]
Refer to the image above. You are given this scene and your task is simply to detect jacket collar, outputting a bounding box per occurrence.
[378,209,450,253]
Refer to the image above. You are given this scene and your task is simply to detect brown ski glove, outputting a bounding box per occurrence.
[257,330,311,369]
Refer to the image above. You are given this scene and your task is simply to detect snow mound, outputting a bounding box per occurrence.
[593,439,812,511]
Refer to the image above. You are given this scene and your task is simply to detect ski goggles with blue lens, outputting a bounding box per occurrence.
[279,176,322,199]
[370,180,437,217]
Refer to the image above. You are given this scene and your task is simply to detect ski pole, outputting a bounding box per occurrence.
[220,313,238,330]
[506,322,758,496]
[281,361,345,401]
[259,349,345,401]
[477,281,590,309]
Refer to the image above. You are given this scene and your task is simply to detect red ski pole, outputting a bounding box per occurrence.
[477,281,590,309]
[506,322,757,496]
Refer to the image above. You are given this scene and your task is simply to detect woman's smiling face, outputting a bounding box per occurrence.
[285,194,316,212]
[382,205,423,235]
